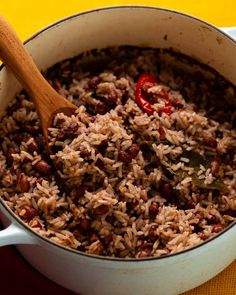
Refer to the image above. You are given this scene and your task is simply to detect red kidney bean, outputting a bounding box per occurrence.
[88,76,101,89]
[68,122,78,131]
[203,136,217,148]
[28,140,38,153]
[95,159,105,172]
[76,185,88,199]
[186,199,197,209]
[108,90,118,102]
[95,102,108,115]
[102,233,113,245]
[140,241,153,249]
[13,134,25,145]
[79,219,91,232]
[211,160,220,175]
[34,136,45,150]
[17,172,30,193]
[160,182,173,200]
[206,216,217,225]
[65,123,78,138]
[23,206,37,221]
[88,232,99,242]
[148,225,158,242]
[192,223,202,233]
[212,223,223,233]
[23,123,40,136]
[105,215,116,225]
[34,160,51,175]
[126,200,139,212]
[54,157,64,171]
[149,202,159,217]
[128,143,140,158]
[118,150,132,164]
[79,147,91,159]
[56,130,66,140]
[97,139,108,150]
[140,142,153,161]
[92,204,109,215]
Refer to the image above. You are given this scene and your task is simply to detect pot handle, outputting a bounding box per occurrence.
[221,26,236,40]
[0,222,36,246]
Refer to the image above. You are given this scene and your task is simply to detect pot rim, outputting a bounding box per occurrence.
[0,5,235,262]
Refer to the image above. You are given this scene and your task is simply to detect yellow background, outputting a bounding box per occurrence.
[0,1,236,294]
[1,0,236,40]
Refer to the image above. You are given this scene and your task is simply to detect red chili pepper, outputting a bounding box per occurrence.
[135,73,172,116]
[135,73,156,115]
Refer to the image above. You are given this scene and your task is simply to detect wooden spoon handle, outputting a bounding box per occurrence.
[0,15,56,109]
[0,15,76,138]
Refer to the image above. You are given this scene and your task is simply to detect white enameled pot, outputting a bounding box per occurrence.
[0,6,235,295]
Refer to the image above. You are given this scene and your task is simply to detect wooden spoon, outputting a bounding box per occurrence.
[0,15,77,142]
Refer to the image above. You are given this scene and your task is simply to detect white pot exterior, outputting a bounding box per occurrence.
[0,6,235,295]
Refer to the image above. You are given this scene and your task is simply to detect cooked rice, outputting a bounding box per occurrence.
[0,47,235,258]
